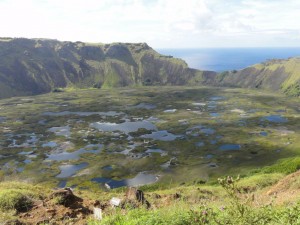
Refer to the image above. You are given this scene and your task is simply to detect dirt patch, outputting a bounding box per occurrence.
[260,170,300,205]
[18,188,94,225]
[14,187,153,224]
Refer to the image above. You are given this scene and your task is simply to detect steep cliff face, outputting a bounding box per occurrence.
[217,58,300,96]
[0,38,216,99]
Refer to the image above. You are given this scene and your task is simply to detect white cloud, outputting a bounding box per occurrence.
[0,0,299,47]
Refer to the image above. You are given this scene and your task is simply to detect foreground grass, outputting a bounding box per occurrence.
[89,203,300,225]
[89,176,300,225]
[2,171,300,224]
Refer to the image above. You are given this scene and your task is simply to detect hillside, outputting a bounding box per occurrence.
[1,38,299,99]
[217,58,300,96]
[0,38,216,99]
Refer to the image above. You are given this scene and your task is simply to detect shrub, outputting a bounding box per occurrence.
[0,190,33,212]
[52,88,64,92]
[261,157,300,174]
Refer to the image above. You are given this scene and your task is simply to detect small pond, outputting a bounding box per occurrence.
[91,172,158,189]
[145,148,167,156]
[208,162,218,168]
[210,140,217,145]
[18,151,34,155]
[195,142,205,147]
[102,165,113,171]
[146,117,162,123]
[56,162,88,178]
[58,180,67,188]
[23,159,32,164]
[141,130,181,141]
[210,96,225,101]
[46,144,102,161]
[230,109,245,114]
[261,115,288,123]
[178,119,189,125]
[48,126,71,137]
[192,103,206,106]
[43,111,123,117]
[17,167,24,172]
[210,112,220,117]
[38,120,47,125]
[218,144,241,151]
[161,157,176,169]
[207,102,217,109]
[187,126,215,136]
[9,134,39,148]
[163,109,177,113]
[90,121,157,134]
[42,141,58,148]
[275,109,286,113]
[206,154,214,159]
[260,131,268,136]
[130,103,156,110]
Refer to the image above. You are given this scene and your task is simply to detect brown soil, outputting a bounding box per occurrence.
[13,187,153,224]
[18,188,95,225]
[258,170,300,205]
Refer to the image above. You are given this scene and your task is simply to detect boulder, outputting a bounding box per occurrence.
[124,187,150,208]
[49,188,82,207]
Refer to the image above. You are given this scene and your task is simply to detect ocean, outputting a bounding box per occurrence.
[156,48,300,72]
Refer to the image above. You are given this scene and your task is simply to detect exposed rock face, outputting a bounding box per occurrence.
[0,38,216,99]
[216,58,300,96]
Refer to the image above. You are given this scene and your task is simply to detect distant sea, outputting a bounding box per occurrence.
[156,48,300,72]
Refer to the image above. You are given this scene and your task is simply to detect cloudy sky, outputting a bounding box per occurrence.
[0,0,300,48]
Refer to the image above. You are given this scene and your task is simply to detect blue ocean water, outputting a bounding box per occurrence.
[156,48,300,72]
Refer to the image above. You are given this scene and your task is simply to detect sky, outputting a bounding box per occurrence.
[0,0,300,48]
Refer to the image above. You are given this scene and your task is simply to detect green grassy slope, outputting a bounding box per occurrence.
[217,58,300,96]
